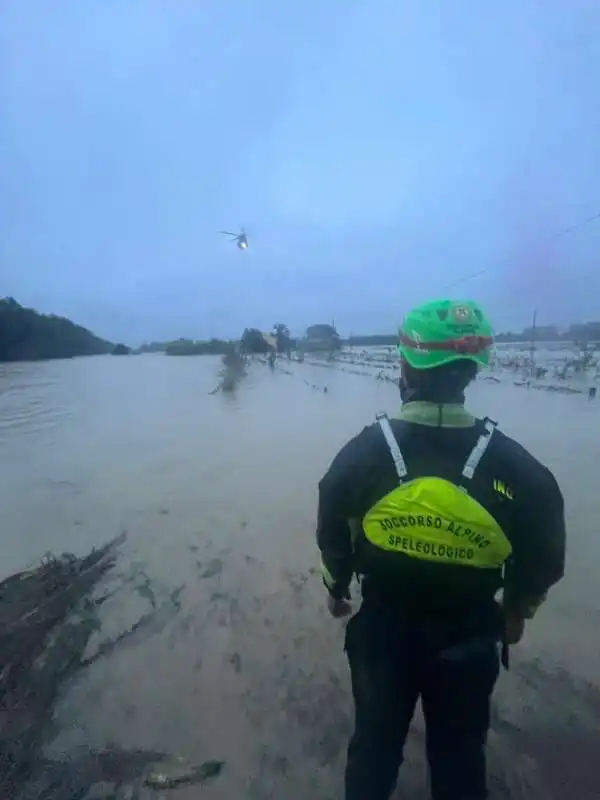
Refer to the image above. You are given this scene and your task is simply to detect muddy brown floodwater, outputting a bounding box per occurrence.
[1,354,599,798]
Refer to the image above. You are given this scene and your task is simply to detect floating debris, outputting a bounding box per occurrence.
[144,756,224,790]
[302,379,329,393]
[20,750,225,798]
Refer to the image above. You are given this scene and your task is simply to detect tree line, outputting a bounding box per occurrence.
[12,297,598,366]
[141,323,297,357]
[161,338,237,356]
[0,297,113,363]
[494,321,600,343]
[139,319,600,358]
[347,322,600,346]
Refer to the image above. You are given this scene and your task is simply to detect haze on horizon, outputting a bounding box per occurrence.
[1,0,599,345]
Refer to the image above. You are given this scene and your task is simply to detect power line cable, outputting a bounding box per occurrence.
[440,209,600,293]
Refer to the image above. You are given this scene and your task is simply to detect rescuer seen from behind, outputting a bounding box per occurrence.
[316,298,566,800]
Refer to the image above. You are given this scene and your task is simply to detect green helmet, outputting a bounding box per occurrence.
[398,299,494,370]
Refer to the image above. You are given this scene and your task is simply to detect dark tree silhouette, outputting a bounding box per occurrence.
[302,323,342,352]
[272,323,291,355]
[165,338,233,356]
[0,298,113,362]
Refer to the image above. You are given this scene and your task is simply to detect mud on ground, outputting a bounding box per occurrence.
[35,534,600,800]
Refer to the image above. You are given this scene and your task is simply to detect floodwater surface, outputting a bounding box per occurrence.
[0,354,599,798]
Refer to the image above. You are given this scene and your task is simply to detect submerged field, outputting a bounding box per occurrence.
[0,351,598,798]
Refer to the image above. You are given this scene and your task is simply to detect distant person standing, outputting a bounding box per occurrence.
[316,299,566,800]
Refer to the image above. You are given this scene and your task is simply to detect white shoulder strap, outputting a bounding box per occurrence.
[376,412,408,481]
[461,418,496,480]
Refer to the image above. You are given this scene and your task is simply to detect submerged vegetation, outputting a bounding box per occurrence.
[0,297,113,362]
[210,350,248,394]
[0,536,121,797]
[0,535,224,799]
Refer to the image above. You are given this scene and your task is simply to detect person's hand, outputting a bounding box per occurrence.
[327,595,352,618]
[500,604,525,644]
[504,612,525,644]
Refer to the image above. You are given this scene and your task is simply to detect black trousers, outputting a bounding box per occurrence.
[344,603,500,800]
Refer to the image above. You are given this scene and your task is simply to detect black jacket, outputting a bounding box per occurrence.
[317,402,566,618]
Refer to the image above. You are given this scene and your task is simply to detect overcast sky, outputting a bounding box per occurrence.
[1,0,599,344]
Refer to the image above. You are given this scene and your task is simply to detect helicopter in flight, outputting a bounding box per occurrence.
[219,227,249,250]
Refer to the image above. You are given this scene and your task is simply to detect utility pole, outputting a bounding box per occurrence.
[529,309,537,380]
